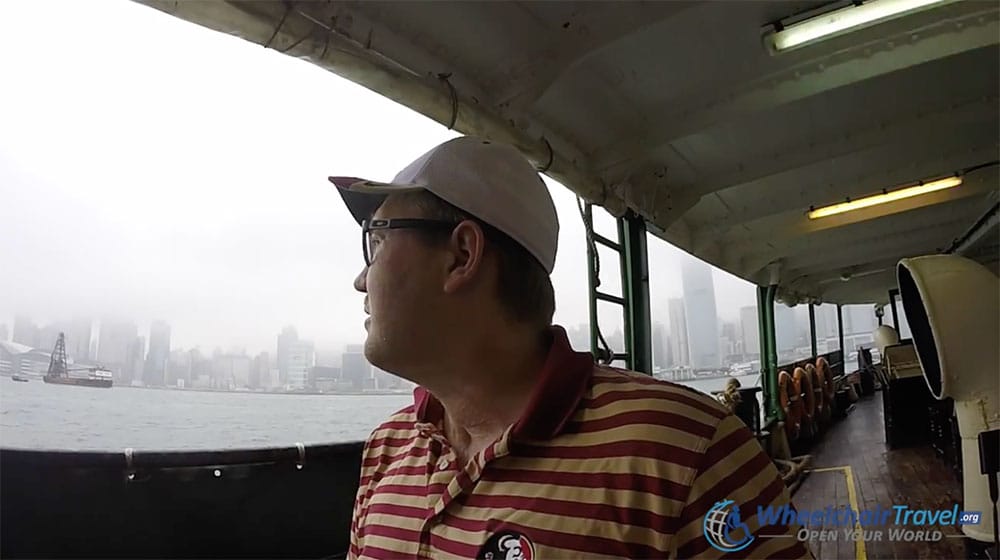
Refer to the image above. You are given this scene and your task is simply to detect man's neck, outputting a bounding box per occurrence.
[424,331,549,464]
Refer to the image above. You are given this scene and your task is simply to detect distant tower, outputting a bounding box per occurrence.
[681,259,721,370]
[652,322,666,371]
[276,326,298,386]
[667,298,690,367]
[342,345,370,390]
[144,321,171,386]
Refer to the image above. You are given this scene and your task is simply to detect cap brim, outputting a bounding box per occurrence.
[328,176,425,225]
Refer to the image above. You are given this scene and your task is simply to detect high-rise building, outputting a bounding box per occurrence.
[65,318,93,361]
[342,344,370,390]
[286,341,314,390]
[740,306,759,359]
[97,320,137,365]
[651,322,666,371]
[167,349,191,387]
[125,336,145,385]
[276,326,298,386]
[720,321,739,364]
[251,352,270,389]
[309,365,342,390]
[774,305,797,356]
[667,298,689,367]
[372,366,402,391]
[662,331,674,369]
[210,353,252,389]
[231,355,252,389]
[144,321,171,386]
[0,323,8,343]
[98,320,138,382]
[189,349,212,388]
[36,318,93,360]
[13,316,40,348]
[814,305,839,341]
[681,259,720,370]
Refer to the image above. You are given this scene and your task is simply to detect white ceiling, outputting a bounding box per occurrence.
[138,0,999,304]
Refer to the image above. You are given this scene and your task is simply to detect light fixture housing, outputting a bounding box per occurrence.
[808,176,962,220]
[763,0,958,53]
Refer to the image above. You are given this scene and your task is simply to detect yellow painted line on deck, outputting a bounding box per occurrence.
[805,466,867,560]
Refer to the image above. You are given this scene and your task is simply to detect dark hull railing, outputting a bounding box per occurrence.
[1,442,364,558]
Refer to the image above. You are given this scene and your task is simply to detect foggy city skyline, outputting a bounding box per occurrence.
[0,0,766,363]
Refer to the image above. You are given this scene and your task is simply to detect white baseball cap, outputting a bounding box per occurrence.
[329,136,559,273]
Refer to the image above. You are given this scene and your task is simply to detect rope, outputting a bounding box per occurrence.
[538,137,554,173]
[437,73,459,130]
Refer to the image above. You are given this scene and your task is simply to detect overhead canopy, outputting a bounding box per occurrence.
[137,0,999,305]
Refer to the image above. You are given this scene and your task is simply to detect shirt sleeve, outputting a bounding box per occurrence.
[672,414,814,559]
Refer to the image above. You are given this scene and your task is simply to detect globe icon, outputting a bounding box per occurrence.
[703,499,754,552]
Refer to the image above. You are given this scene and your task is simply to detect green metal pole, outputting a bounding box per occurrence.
[765,285,781,422]
[617,217,634,370]
[584,203,599,358]
[622,211,652,374]
[757,286,783,423]
[756,287,769,416]
[809,303,818,358]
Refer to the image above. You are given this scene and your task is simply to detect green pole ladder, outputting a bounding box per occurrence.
[581,201,652,374]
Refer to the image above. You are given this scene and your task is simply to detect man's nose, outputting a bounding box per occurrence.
[353,266,368,293]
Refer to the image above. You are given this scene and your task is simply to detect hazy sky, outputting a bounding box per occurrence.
[0,0,758,356]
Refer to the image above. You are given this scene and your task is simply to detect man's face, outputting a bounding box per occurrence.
[353,195,445,376]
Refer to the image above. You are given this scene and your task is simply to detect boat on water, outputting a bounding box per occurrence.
[42,370,113,389]
[41,333,113,389]
[11,375,29,383]
[1,1,998,558]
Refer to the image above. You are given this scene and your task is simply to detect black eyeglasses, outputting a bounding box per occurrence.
[361,218,460,266]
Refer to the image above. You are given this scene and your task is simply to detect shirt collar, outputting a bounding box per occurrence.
[413,325,594,441]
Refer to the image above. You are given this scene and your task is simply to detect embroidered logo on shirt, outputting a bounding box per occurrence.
[477,531,535,560]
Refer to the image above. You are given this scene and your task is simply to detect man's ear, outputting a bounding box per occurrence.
[442,220,488,294]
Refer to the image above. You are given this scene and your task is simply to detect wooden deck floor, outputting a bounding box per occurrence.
[792,392,969,560]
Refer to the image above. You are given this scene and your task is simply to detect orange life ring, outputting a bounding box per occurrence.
[793,367,815,422]
[779,370,802,441]
[816,357,835,405]
[806,363,825,417]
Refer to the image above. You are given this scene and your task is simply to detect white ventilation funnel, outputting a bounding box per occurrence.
[897,255,999,543]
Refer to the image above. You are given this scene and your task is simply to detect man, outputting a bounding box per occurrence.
[330,136,811,559]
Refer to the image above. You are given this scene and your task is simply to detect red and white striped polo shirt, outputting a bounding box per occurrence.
[349,327,811,559]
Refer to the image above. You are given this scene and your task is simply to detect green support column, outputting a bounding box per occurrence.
[757,285,782,423]
[621,211,652,374]
[617,218,634,370]
[809,303,818,358]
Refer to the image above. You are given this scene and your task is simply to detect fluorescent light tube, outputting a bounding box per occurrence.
[766,0,956,52]
[808,176,962,219]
